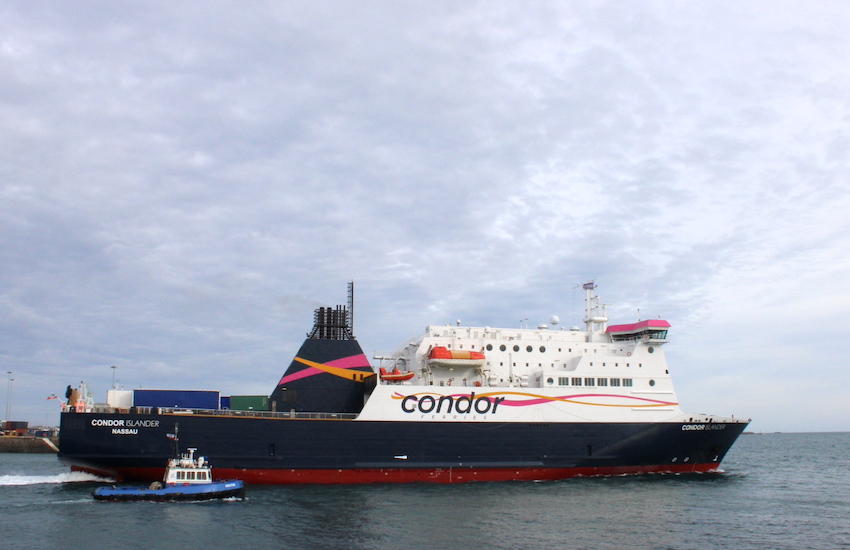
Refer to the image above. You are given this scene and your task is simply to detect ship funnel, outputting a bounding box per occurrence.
[270,298,375,414]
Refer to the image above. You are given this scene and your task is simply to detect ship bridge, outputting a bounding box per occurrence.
[605,320,671,342]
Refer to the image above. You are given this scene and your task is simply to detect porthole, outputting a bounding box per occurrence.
[547,377,554,385]
[500,344,506,351]
[486,344,493,351]
[649,379,656,387]
[526,345,533,352]
[539,346,546,353]
[648,346,655,354]
[513,345,520,352]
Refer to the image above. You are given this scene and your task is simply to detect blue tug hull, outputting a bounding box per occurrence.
[92,479,245,501]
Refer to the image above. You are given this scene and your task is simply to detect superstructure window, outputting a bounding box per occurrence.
[558,377,569,386]
[597,378,608,387]
[623,379,633,387]
[610,378,621,387]
[584,378,595,387]
[572,377,582,386]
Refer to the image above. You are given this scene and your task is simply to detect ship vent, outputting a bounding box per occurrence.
[308,305,354,340]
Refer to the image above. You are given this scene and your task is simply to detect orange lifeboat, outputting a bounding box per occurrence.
[427,346,486,368]
[379,367,415,382]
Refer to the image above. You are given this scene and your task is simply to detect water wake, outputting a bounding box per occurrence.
[0,471,113,486]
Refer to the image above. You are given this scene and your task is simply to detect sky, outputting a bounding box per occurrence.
[1,1,849,432]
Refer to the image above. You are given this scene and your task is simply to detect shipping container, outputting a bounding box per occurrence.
[1,420,28,436]
[229,395,269,411]
[220,396,230,409]
[107,390,134,409]
[133,389,220,410]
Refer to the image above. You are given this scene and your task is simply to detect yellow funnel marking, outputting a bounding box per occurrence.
[294,357,376,383]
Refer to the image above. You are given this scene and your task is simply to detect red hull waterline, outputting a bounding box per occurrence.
[73,462,723,484]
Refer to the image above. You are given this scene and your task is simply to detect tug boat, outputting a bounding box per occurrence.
[92,434,244,501]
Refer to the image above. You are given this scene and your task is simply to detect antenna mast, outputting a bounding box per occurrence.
[347,281,355,339]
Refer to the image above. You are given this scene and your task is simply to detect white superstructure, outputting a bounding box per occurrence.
[360,282,728,425]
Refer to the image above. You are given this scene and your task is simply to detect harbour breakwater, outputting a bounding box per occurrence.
[0,436,59,453]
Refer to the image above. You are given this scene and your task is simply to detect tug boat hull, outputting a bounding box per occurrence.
[92,480,245,501]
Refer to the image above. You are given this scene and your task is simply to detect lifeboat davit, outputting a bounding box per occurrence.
[379,368,415,382]
[427,346,486,368]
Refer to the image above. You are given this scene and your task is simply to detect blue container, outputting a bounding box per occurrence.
[133,390,220,410]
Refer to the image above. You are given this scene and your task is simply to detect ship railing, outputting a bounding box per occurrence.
[153,407,358,420]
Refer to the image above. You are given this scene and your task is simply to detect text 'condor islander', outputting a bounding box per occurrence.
[59,282,749,484]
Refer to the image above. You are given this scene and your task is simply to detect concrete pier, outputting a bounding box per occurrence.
[0,436,60,453]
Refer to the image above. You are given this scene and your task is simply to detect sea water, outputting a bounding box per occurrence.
[0,432,848,550]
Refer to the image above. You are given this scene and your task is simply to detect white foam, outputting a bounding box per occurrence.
[0,471,114,486]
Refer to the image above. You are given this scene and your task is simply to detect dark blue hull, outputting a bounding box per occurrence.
[60,411,748,484]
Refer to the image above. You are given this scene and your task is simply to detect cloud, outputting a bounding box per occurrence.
[1,1,849,432]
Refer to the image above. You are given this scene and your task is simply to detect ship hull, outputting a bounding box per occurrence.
[59,411,748,484]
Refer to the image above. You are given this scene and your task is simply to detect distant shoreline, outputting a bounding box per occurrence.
[0,436,60,453]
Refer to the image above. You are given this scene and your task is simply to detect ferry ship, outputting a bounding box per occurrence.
[58,282,749,483]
